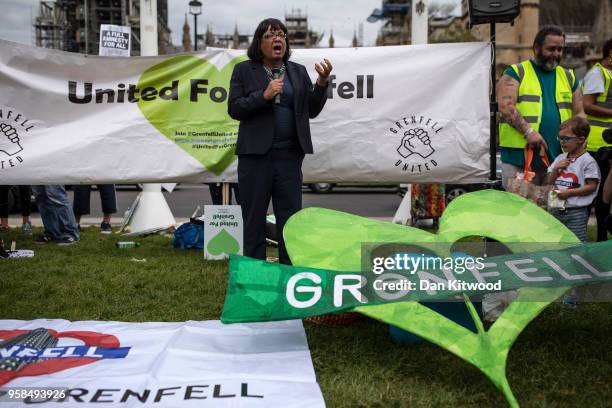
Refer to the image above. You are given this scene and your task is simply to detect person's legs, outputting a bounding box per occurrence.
[98,184,117,231]
[72,185,91,225]
[45,185,79,241]
[208,183,223,205]
[564,207,589,243]
[97,185,117,215]
[18,185,32,234]
[592,155,610,241]
[606,214,612,236]
[271,149,304,265]
[551,208,589,243]
[0,186,9,229]
[33,186,61,239]
[18,186,31,219]
[208,183,240,206]
[238,154,273,261]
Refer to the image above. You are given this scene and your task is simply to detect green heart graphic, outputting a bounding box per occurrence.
[208,228,240,256]
[283,189,579,407]
[137,55,247,175]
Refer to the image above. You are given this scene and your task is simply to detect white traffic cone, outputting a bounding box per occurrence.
[126,183,176,235]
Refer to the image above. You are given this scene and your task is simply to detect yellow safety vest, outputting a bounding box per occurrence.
[586,63,612,152]
[499,60,575,148]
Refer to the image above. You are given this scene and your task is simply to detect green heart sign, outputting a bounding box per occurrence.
[281,189,581,407]
[137,55,247,175]
[208,228,240,257]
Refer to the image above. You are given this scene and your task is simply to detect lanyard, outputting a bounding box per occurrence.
[263,64,286,80]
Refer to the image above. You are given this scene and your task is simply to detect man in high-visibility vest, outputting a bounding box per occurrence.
[497,25,584,190]
[487,25,585,323]
[583,38,612,241]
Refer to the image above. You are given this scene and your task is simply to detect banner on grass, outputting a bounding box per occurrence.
[221,241,612,323]
[0,39,490,184]
[0,320,324,407]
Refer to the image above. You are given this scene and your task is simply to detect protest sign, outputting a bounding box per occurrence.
[99,25,131,57]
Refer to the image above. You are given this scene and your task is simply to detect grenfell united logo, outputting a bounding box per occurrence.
[390,114,443,174]
[0,108,34,171]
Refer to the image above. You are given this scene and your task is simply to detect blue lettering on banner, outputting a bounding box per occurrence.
[0,345,131,361]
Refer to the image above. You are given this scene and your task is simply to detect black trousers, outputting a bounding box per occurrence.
[238,149,304,265]
[0,185,31,217]
[72,184,117,216]
[588,152,611,241]
[208,183,240,205]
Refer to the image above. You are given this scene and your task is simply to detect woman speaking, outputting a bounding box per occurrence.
[228,18,332,265]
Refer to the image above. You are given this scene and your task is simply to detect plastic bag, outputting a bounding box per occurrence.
[507,146,552,208]
[172,222,204,250]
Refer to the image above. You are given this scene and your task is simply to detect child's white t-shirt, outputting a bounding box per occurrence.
[547,152,600,208]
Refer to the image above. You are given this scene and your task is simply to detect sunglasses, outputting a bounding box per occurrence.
[263,32,287,40]
[558,135,582,142]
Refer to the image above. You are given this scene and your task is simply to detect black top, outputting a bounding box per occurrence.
[272,70,299,150]
[228,60,329,155]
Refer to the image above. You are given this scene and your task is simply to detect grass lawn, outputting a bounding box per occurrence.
[1,227,611,407]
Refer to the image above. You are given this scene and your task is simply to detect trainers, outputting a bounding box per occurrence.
[34,233,54,244]
[57,236,77,246]
[21,222,32,235]
[100,222,112,234]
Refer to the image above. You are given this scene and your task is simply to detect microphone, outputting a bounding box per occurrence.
[271,68,281,104]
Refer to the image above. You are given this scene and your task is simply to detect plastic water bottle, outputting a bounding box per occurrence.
[116,241,141,249]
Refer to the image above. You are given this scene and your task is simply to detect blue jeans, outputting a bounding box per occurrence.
[550,207,589,243]
[33,185,80,241]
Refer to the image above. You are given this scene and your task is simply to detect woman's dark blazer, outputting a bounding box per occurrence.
[228,59,328,155]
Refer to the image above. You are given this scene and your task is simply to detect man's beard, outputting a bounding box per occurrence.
[535,53,561,71]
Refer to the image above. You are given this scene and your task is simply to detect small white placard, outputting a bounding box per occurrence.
[99,24,131,57]
[204,205,243,260]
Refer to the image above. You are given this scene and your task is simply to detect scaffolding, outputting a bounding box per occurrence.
[375,0,411,46]
[34,1,72,51]
[285,9,321,48]
[33,0,171,55]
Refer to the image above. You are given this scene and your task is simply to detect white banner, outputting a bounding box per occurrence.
[0,39,490,184]
[0,319,324,407]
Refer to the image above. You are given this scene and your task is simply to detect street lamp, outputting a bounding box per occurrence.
[189,0,202,51]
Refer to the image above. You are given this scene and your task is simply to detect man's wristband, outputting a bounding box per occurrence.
[524,127,534,138]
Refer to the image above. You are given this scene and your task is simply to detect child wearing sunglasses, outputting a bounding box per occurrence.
[547,117,600,242]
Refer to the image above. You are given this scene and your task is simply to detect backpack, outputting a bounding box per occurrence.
[172,222,204,250]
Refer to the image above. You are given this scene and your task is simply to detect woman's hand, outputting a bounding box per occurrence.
[315,59,333,86]
[263,78,284,101]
